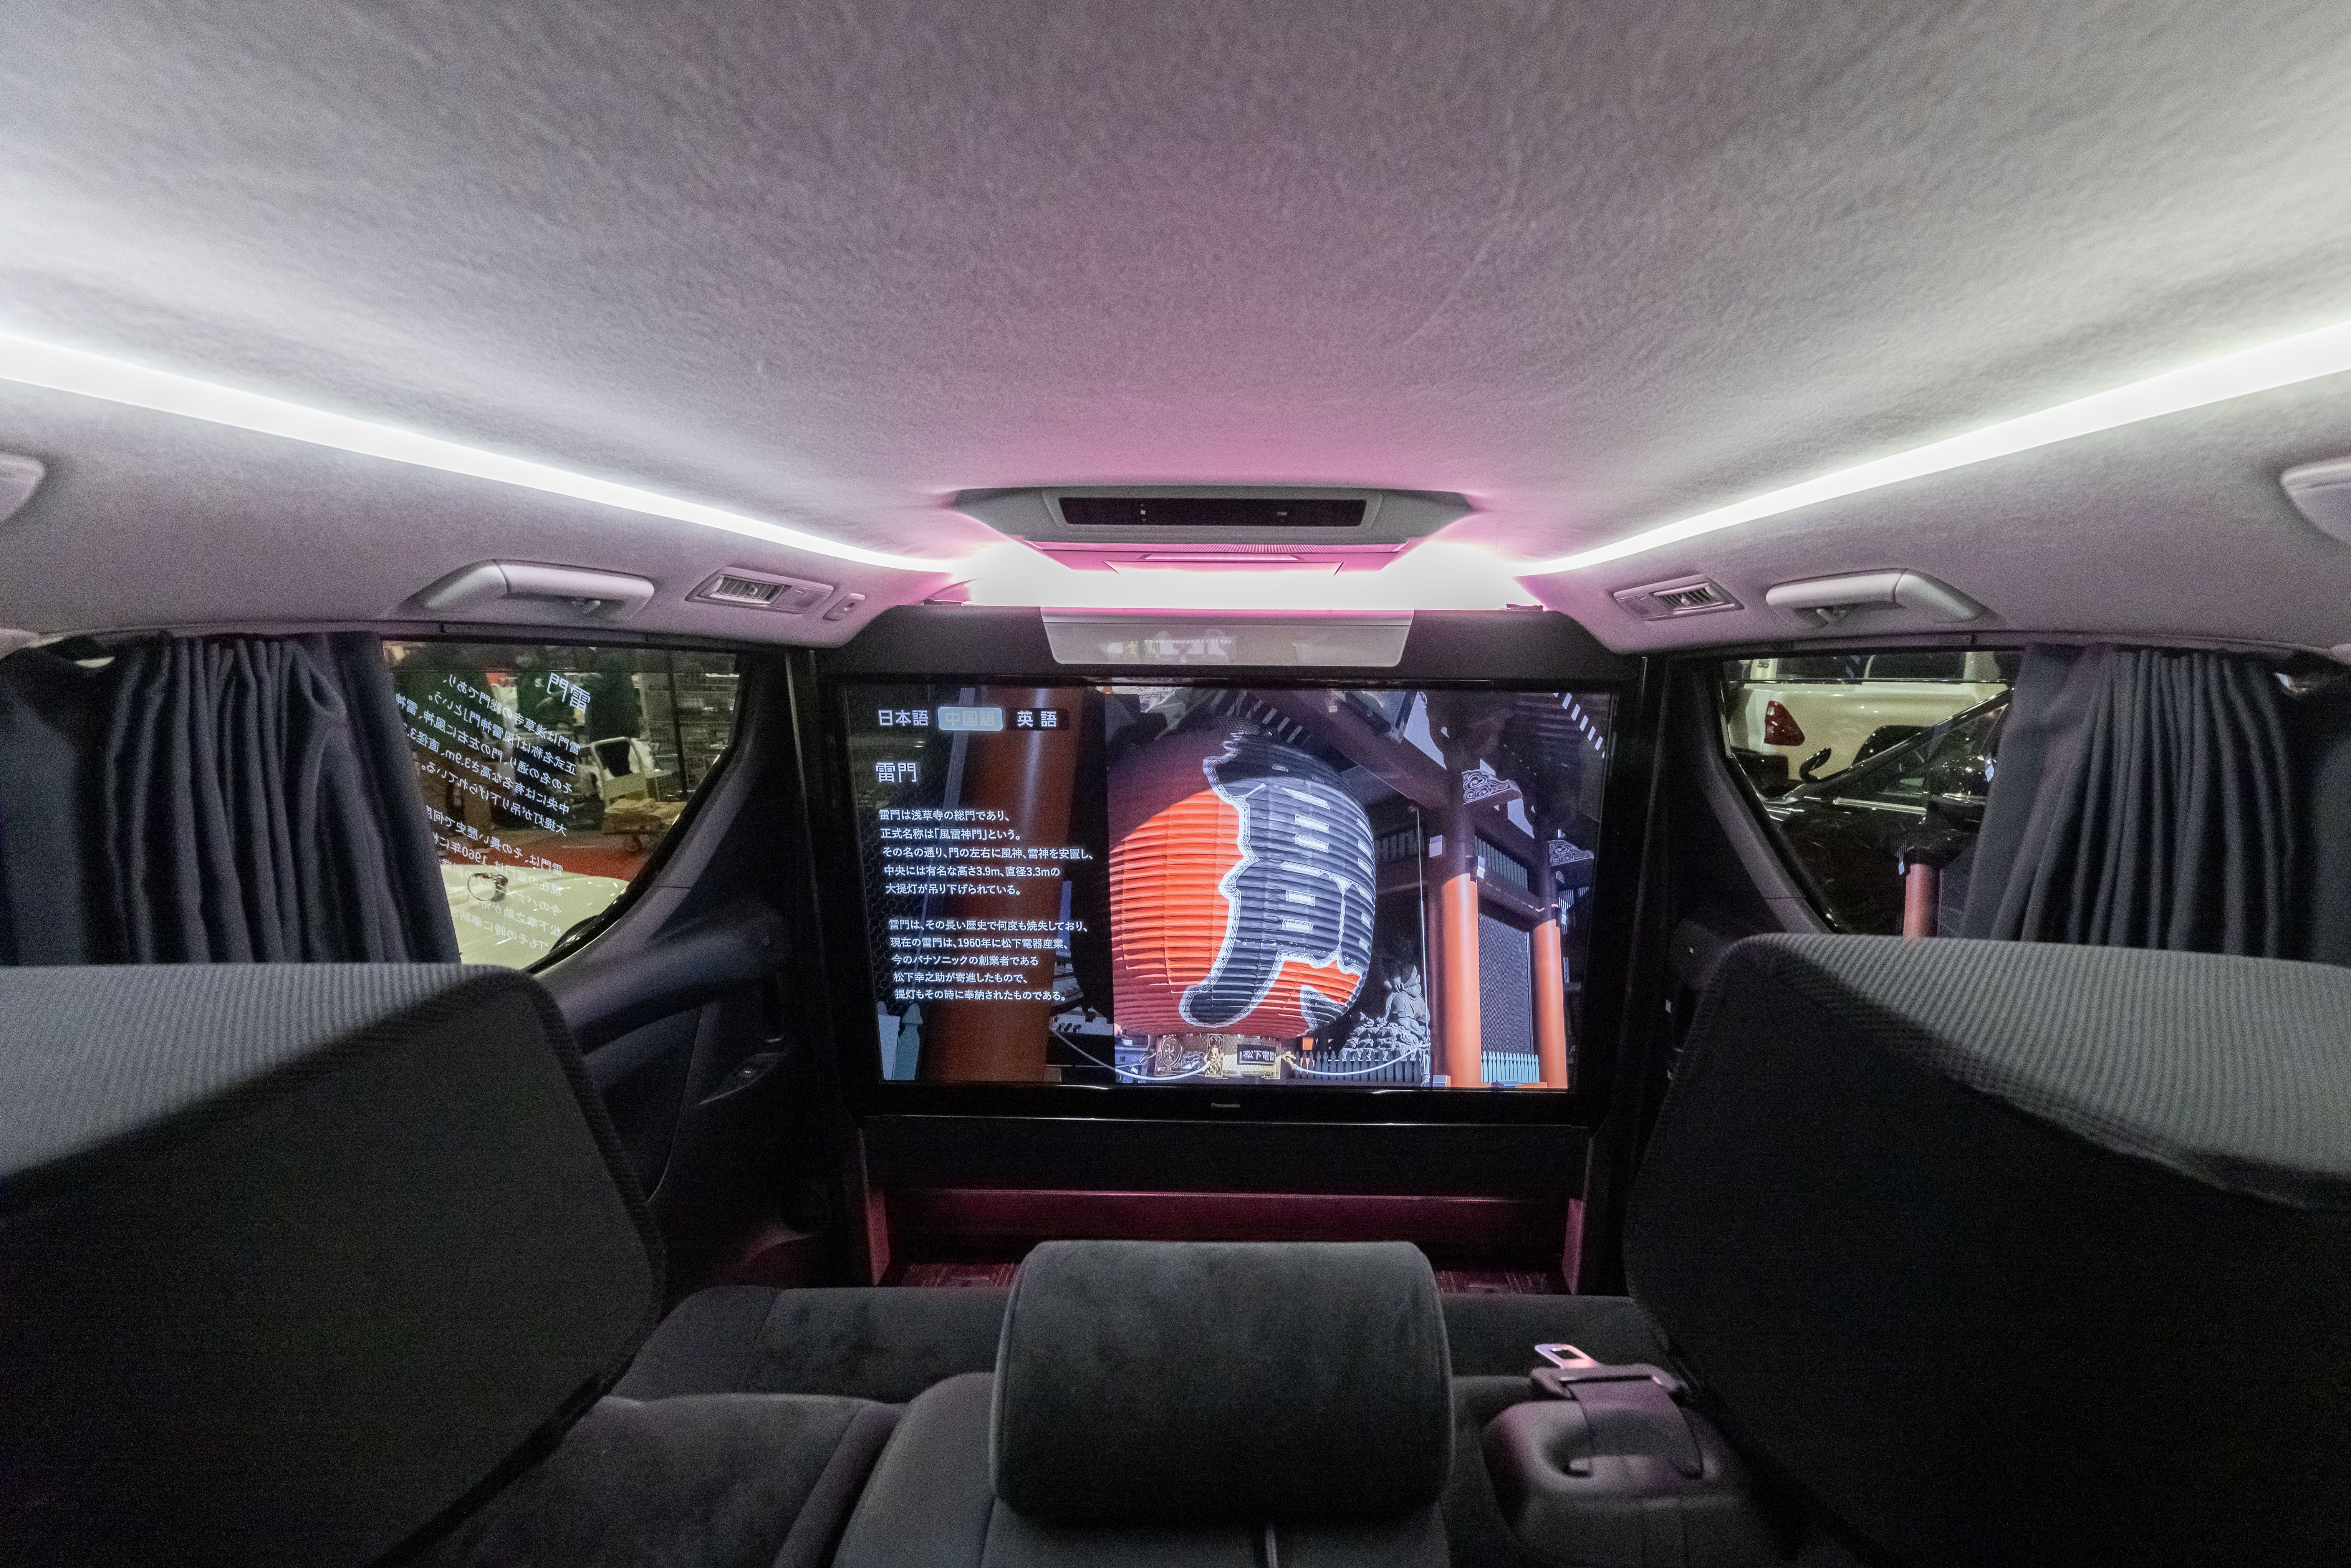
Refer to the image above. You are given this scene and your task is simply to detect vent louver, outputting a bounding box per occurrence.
[1612,575,1743,621]
[687,568,835,614]
[1652,584,1727,611]
[706,574,782,604]
[1057,495,1367,530]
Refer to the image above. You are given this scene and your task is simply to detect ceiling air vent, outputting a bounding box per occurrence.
[1613,575,1743,621]
[688,568,834,614]
[1058,495,1367,529]
[705,574,781,604]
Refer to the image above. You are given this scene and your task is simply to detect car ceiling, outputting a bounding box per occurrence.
[3,0,2349,654]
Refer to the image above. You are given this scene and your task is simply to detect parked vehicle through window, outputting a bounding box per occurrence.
[1720,652,2017,934]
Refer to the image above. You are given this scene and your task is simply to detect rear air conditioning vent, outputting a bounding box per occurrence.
[1058,496,1367,530]
[705,574,780,604]
[688,568,834,614]
[1613,575,1743,621]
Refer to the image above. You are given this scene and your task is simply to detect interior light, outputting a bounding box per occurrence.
[0,332,953,573]
[1522,316,2351,573]
[958,540,1521,612]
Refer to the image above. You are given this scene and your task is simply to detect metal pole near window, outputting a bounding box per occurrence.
[665,649,689,795]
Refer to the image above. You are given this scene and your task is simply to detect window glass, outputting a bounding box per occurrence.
[1861,651,1972,682]
[1720,652,2015,934]
[1762,654,1868,683]
[382,642,742,966]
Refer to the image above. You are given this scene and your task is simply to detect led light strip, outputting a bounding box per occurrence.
[0,332,953,573]
[1522,317,2351,574]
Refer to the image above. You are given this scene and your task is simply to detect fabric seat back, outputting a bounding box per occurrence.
[1627,935,2351,1568]
[0,964,661,1567]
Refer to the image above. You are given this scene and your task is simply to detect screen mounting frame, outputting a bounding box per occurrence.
[797,607,1656,1127]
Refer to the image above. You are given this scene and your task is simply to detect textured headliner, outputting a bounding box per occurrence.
[2,0,2350,651]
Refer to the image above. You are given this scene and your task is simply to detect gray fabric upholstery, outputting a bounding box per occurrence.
[1675,934,2351,1206]
[1628,934,2351,1568]
[834,1373,1450,1568]
[622,1272,1649,1563]
[0,965,657,1567]
[772,1402,906,1568]
[984,1510,1450,1568]
[424,1393,894,1568]
[622,1283,1654,1404]
[992,1241,1453,1524]
[615,1285,1015,1403]
[833,1374,1010,1568]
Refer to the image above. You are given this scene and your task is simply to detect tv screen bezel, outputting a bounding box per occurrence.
[800,608,1653,1127]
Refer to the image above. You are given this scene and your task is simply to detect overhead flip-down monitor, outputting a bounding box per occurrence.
[833,675,1617,1093]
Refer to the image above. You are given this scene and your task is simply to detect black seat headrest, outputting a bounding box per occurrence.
[990,1240,1452,1525]
[0,965,661,1567]
[1628,935,2351,1568]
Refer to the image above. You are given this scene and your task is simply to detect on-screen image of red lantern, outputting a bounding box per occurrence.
[1109,721,1376,1038]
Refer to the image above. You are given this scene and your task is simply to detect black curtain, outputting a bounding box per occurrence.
[0,646,114,964]
[0,632,458,965]
[1960,644,2296,955]
[2291,673,2351,966]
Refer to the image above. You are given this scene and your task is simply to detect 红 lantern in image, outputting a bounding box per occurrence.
[1110,721,1376,1037]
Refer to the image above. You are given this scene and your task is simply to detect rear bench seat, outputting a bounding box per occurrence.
[24,935,2333,1563]
[612,1273,1666,1567]
[618,932,2351,1566]
[833,1240,1456,1567]
[617,1281,1671,1402]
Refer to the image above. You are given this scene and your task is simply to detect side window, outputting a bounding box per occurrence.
[382,642,742,966]
[1720,651,2016,934]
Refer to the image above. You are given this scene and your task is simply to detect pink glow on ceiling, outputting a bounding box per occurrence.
[956,540,1530,612]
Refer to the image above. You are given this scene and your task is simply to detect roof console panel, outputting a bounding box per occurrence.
[954,485,1470,574]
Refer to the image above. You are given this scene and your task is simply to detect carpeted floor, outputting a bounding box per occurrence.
[1432,1270,1557,1295]
[899,1262,1020,1288]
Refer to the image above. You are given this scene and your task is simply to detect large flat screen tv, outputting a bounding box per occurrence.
[841,682,1614,1090]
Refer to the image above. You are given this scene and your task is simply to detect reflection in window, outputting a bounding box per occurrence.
[382,643,741,966]
[1721,652,2016,935]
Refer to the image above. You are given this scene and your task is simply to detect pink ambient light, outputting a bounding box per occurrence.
[957,540,1528,613]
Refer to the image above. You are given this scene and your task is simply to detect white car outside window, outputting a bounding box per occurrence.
[1724,651,2009,789]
